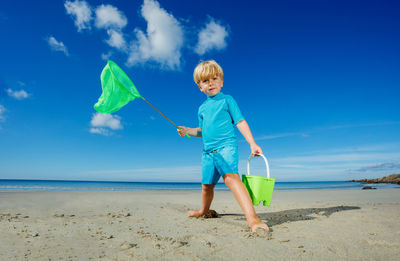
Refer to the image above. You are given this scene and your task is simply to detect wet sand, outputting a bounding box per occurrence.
[1,189,399,260]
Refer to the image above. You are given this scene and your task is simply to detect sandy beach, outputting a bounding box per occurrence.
[1,189,399,260]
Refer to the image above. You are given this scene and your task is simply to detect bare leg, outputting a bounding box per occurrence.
[223,173,269,232]
[187,184,215,217]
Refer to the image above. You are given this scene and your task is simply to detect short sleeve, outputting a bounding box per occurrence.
[198,108,203,129]
[226,95,245,125]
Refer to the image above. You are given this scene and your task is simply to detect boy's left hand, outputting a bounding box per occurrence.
[250,143,263,156]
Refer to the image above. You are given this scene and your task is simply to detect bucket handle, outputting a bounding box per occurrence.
[247,154,270,179]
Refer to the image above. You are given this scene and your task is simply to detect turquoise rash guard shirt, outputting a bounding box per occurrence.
[198,92,245,152]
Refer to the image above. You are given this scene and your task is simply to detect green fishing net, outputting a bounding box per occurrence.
[94,60,142,113]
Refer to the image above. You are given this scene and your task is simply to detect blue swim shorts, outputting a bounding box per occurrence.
[201,146,239,185]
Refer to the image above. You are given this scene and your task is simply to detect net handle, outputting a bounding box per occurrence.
[247,154,270,178]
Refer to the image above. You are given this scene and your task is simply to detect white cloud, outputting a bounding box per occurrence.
[106,29,126,50]
[127,0,184,70]
[64,0,92,32]
[47,36,69,56]
[255,132,309,141]
[95,4,127,30]
[17,81,26,86]
[90,112,122,136]
[0,104,5,121]
[94,4,128,51]
[101,52,113,61]
[6,88,29,100]
[63,0,230,70]
[273,152,400,163]
[255,122,400,142]
[89,127,113,136]
[321,121,400,130]
[195,19,229,55]
[306,143,400,155]
[91,112,122,129]
[355,160,400,172]
[250,143,400,180]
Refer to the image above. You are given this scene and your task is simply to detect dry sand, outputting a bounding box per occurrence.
[1,189,400,260]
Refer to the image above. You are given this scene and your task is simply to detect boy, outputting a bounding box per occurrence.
[177,60,269,233]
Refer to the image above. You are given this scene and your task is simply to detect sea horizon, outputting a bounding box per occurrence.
[1,178,399,193]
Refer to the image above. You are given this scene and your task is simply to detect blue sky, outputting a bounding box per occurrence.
[0,0,399,182]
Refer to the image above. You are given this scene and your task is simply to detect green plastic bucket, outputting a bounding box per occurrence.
[242,154,275,206]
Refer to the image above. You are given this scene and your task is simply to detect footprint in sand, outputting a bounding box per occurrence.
[244,229,273,239]
[120,242,138,250]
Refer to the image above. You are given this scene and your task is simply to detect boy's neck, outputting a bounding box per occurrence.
[207,91,223,98]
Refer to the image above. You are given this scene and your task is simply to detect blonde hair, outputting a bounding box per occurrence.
[193,60,224,84]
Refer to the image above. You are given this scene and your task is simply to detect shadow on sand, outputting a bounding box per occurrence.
[220,206,360,226]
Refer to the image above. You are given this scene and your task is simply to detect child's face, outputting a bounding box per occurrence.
[198,75,223,96]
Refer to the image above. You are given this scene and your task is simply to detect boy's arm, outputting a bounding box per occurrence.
[177,126,202,137]
[236,120,263,156]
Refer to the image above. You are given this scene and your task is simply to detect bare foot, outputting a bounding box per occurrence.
[187,210,204,218]
[202,210,219,218]
[187,209,219,218]
[250,221,270,233]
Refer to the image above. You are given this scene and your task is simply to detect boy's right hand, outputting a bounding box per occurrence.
[177,126,188,137]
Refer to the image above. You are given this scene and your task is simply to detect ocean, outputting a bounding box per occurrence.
[0,179,398,192]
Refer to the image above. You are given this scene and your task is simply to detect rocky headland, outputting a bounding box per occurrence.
[349,174,400,185]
